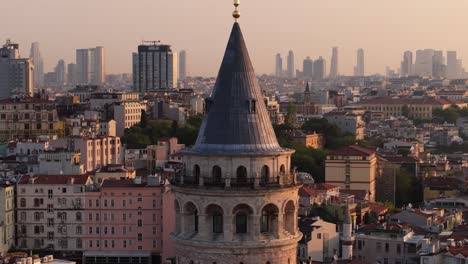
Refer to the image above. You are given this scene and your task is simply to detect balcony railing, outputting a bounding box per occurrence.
[230,177,255,188]
[172,171,297,189]
[203,177,225,187]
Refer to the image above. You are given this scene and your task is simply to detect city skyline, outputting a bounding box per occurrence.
[4,0,468,77]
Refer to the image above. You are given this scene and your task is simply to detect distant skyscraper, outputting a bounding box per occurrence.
[55,59,66,86]
[133,43,178,92]
[287,50,295,78]
[0,41,33,99]
[303,56,313,78]
[67,63,77,86]
[179,50,187,82]
[354,48,364,76]
[414,49,434,77]
[329,47,339,79]
[400,51,413,77]
[30,42,44,89]
[313,56,326,81]
[446,51,461,79]
[76,46,105,85]
[432,50,445,78]
[275,53,282,77]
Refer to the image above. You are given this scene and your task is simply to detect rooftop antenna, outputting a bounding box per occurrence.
[233,0,240,22]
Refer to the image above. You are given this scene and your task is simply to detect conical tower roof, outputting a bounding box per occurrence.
[189,23,287,155]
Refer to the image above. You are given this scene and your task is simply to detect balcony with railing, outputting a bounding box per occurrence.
[172,170,297,190]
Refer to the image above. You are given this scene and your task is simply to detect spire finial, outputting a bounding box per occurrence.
[233,0,240,22]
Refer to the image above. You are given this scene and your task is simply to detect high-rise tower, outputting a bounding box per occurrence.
[329,47,339,79]
[172,3,301,263]
[354,48,364,77]
[400,51,413,77]
[179,50,187,82]
[303,56,313,78]
[287,50,295,78]
[30,42,44,89]
[275,53,283,77]
[76,47,105,85]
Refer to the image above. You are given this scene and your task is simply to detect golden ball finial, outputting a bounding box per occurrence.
[232,10,240,19]
[233,0,240,21]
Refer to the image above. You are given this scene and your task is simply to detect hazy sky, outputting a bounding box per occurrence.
[3,0,468,77]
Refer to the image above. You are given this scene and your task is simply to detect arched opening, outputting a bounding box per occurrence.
[232,204,253,236]
[183,202,198,234]
[280,164,286,175]
[193,165,200,184]
[236,166,247,184]
[212,166,222,184]
[260,204,279,237]
[284,200,295,234]
[261,165,270,183]
[174,200,181,234]
[205,204,224,234]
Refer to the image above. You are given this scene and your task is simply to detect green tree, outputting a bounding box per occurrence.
[139,110,148,128]
[285,103,298,128]
[401,104,410,118]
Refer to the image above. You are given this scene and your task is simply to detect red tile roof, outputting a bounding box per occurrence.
[315,183,338,191]
[19,174,90,185]
[447,245,468,258]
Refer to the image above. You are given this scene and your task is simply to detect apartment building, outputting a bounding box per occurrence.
[354,223,427,264]
[357,97,467,119]
[298,217,339,263]
[0,97,63,142]
[83,177,175,264]
[51,136,122,172]
[146,137,184,172]
[16,175,93,252]
[325,145,377,201]
[0,181,15,254]
[324,111,365,140]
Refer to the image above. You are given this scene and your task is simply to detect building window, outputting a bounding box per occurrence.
[376,242,382,253]
[76,239,82,249]
[212,166,222,183]
[76,226,82,235]
[76,212,82,221]
[236,213,247,234]
[138,233,142,241]
[20,198,26,207]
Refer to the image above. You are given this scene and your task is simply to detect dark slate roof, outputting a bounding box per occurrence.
[188,23,288,155]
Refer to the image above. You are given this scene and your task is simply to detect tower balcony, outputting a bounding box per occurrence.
[171,171,297,190]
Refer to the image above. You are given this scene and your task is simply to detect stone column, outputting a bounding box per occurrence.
[197,213,207,240]
[277,213,284,239]
[225,177,231,188]
[253,214,260,240]
[254,172,259,189]
[199,176,204,187]
[224,214,233,241]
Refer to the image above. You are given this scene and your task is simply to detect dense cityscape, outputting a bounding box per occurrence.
[0,1,468,264]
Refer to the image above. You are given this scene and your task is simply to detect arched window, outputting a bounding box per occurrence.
[261,165,269,183]
[193,165,200,184]
[284,200,295,234]
[212,166,222,183]
[236,166,247,184]
[233,204,253,235]
[261,204,279,235]
[184,202,198,234]
[205,204,223,234]
[279,164,286,175]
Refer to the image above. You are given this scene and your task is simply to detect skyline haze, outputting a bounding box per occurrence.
[4,0,468,76]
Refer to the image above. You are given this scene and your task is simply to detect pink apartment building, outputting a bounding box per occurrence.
[83,176,175,264]
[52,136,122,172]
